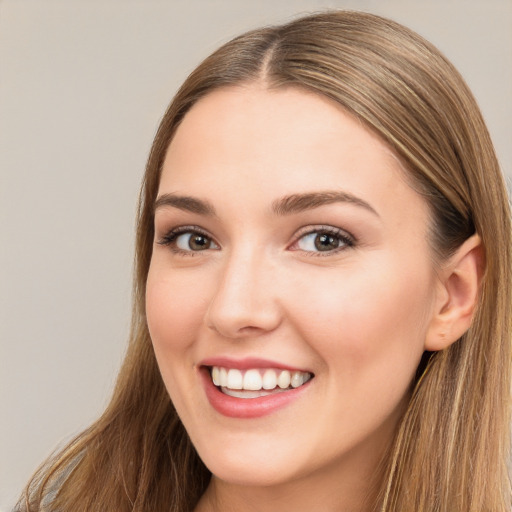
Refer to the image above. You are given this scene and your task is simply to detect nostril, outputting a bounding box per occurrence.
[206,319,279,339]
[204,269,283,338]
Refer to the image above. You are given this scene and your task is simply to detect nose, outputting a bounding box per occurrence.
[205,248,282,339]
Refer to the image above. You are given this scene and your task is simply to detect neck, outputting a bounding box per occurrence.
[194,450,386,512]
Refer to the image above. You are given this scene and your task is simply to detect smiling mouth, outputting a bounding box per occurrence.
[209,366,313,399]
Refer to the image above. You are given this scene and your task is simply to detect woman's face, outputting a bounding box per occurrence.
[146,85,439,490]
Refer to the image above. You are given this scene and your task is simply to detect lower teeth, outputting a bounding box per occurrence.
[221,387,291,399]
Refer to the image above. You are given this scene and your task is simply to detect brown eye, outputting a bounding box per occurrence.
[294,228,353,254]
[314,233,341,251]
[176,232,213,251]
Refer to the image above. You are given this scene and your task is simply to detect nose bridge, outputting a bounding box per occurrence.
[206,242,281,338]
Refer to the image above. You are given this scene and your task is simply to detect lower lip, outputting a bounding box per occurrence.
[200,368,311,419]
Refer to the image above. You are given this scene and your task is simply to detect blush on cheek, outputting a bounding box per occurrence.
[301,272,429,370]
[146,280,212,381]
[145,282,192,404]
[146,282,184,349]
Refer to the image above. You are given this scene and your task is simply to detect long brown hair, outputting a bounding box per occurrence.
[19,11,511,512]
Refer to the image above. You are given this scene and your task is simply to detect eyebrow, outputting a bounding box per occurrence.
[154,190,379,218]
[154,193,217,216]
[272,191,379,217]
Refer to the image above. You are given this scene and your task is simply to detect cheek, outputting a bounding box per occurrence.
[146,266,212,402]
[145,267,208,360]
[145,266,213,416]
[285,259,434,380]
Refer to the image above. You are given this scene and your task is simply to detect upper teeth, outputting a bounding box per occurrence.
[211,366,312,391]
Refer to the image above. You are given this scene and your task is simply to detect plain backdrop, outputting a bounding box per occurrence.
[1,0,511,509]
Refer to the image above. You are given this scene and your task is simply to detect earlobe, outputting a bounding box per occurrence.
[425,234,484,351]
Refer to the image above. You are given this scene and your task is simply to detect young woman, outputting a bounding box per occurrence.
[18,10,511,512]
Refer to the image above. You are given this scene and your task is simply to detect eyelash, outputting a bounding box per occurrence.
[157,225,217,256]
[157,225,356,257]
[290,225,355,256]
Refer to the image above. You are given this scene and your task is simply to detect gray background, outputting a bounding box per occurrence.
[1,0,511,509]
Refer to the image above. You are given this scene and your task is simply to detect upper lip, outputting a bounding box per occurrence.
[199,356,313,373]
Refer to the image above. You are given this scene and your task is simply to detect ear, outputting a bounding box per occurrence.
[425,234,484,351]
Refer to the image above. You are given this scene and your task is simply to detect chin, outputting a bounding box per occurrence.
[205,459,300,488]
[192,434,310,488]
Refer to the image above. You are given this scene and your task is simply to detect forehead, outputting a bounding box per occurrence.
[160,85,429,231]
[166,84,400,173]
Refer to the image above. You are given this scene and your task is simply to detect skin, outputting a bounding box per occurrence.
[145,84,451,511]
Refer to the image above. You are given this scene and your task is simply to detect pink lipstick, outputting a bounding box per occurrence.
[199,358,313,419]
